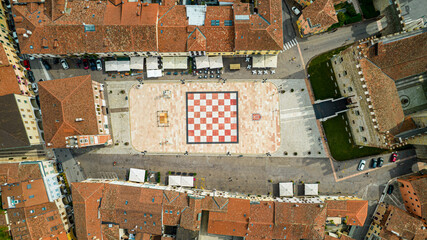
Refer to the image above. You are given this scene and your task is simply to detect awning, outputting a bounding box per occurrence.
[117,60,130,72]
[146,57,159,70]
[195,55,209,69]
[252,55,278,68]
[147,69,162,78]
[128,168,146,183]
[279,182,293,197]
[163,57,188,69]
[168,176,194,187]
[105,60,118,72]
[304,183,319,196]
[130,57,145,70]
[209,56,223,69]
[168,176,181,186]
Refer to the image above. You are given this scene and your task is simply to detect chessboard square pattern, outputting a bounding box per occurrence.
[187,91,238,144]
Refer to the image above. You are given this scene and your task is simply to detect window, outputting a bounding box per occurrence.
[50,226,58,231]
[355,110,360,115]
[29,195,34,199]
[47,216,54,221]
[150,214,152,218]
[124,219,127,223]
[124,211,127,215]
[125,201,128,205]
[144,213,146,217]
[42,207,46,211]
[29,210,34,213]
[84,24,95,32]
[27,184,32,189]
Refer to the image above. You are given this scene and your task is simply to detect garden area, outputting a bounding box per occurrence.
[308,47,387,160]
[307,45,348,100]
[322,114,386,161]
[329,2,362,30]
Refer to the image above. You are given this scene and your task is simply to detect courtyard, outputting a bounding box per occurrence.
[129,81,281,154]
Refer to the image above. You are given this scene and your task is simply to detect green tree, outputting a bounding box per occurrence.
[337,12,346,23]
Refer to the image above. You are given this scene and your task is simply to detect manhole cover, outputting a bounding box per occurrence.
[400,95,410,108]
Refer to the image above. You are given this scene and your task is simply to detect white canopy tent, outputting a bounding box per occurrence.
[116,60,130,72]
[147,69,162,78]
[180,176,194,187]
[209,56,223,69]
[168,176,194,187]
[105,60,118,72]
[130,57,145,70]
[264,55,278,68]
[252,55,278,68]
[168,176,181,186]
[252,55,265,68]
[304,183,319,196]
[195,55,209,69]
[146,57,159,70]
[279,182,293,197]
[128,168,146,183]
[163,57,188,69]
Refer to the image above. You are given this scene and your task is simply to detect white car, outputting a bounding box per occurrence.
[31,82,38,93]
[96,60,102,71]
[357,160,366,171]
[60,59,69,70]
[292,7,301,16]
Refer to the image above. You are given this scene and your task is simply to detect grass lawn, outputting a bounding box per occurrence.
[0,226,10,240]
[307,46,349,100]
[323,113,387,161]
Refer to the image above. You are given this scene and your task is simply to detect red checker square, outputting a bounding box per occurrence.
[187,92,238,144]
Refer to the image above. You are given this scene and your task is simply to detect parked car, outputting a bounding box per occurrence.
[35,95,40,108]
[96,60,102,71]
[357,160,366,171]
[89,59,96,71]
[371,158,377,168]
[23,60,31,70]
[41,59,51,70]
[31,82,38,93]
[82,59,89,69]
[27,71,35,83]
[390,153,398,162]
[291,6,301,16]
[60,59,69,70]
[377,157,384,167]
[387,185,394,194]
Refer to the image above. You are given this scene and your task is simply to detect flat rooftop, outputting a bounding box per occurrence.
[129,81,280,154]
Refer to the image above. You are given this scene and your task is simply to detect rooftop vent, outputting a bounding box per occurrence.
[75,118,84,122]
[23,33,29,38]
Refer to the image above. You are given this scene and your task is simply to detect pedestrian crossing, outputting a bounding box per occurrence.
[283,38,298,51]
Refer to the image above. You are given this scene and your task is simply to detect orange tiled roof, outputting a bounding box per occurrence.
[365,32,427,81]
[38,75,100,148]
[207,198,250,236]
[0,44,22,97]
[1,178,49,209]
[72,182,105,240]
[359,58,410,135]
[299,0,338,28]
[325,200,368,226]
[382,205,427,240]
[14,0,283,55]
[8,202,67,240]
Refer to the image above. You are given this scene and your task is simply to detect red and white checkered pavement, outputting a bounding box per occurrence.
[187,92,238,143]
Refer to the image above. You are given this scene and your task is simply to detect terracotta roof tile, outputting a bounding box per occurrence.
[38,75,100,148]
[359,59,410,135]
[101,224,120,240]
[366,32,427,80]
[8,202,67,240]
[398,174,427,222]
[207,198,250,236]
[0,44,22,96]
[299,0,338,29]
[71,182,105,240]
[0,163,19,185]
[383,205,427,240]
[1,178,48,209]
[326,200,368,226]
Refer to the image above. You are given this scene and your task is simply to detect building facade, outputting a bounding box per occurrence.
[0,94,43,150]
[397,171,427,224]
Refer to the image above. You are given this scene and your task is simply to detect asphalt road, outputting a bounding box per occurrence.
[281,0,297,43]
[71,148,417,200]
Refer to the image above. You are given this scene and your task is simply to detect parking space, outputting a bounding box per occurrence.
[382,180,405,210]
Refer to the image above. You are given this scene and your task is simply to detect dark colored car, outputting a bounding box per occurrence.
[41,59,51,70]
[371,158,377,168]
[377,157,384,167]
[390,153,398,162]
[27,71,35,83]
[82,59,89,69]
[53,58,60,64]
[89,59,96,71]
[23,60,31,70]
[387,185,394,194]
[35,95,40,108]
